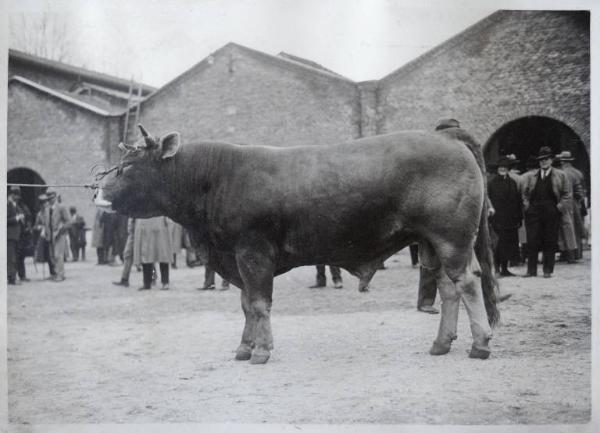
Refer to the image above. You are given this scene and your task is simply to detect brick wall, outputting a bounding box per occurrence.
[7,82,119,225]
[135,44,361,148]
[377,10,590,151]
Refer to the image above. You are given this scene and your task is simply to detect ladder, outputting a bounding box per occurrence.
[122,79,144,144]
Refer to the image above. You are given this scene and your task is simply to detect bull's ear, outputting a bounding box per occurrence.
[160,132,181,160]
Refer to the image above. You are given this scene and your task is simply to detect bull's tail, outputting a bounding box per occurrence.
[440,127,500,326]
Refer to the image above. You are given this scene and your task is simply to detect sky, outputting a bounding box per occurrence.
[6,0,501,87]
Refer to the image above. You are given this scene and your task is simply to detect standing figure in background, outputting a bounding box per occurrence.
[92,206,107,264]
[34,194,56,278]
[68,207,87,261]
[552,155,578,264]
[488,156,523,277]
[114,218,136,287]
[309,265,343,289]
[7,187,24,285]
[522,147,571,278]
[167,218,184,269]
[134,216,172,290]
[47,191,71,282]
[556,151,586,260]
[14,187,33,282]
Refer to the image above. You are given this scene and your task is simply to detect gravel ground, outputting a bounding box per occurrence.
[7,248,592,425]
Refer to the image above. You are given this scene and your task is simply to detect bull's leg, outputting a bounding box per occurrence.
[419,240,460,356]
[235,288,255,361]
[235,239,276,365]
[456,258,493,359]
[429,269,460,355]
[443,253,493,359]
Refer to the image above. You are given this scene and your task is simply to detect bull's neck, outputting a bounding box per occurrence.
[160,143,233,231]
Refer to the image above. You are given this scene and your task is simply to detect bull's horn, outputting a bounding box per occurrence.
[138,124,150,137]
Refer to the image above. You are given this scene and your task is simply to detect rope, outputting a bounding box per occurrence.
[7,183,98,189]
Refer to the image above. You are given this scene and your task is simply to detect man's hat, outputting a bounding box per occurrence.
[435,118,460,131]
[497,156,513,167]
[555,150,575,161]
[505,154,520,165]
[535,146,554,161]
[9,186,21,195]
[38,193,48,202]
[46,190,57,199]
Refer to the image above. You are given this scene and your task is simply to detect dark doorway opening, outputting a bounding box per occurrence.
[7,167,47,216]
[484,116,590,200]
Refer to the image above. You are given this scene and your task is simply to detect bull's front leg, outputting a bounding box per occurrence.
[234,237,276,364]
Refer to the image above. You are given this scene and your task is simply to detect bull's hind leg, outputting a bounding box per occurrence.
[429,270,460,355]
[443,253,493,359]
[235,236,276,364]
[455,254,493,359]
[420,241,459,355]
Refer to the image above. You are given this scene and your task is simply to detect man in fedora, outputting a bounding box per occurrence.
[556,150,586,260]
[521,146,572,278]
[488,156,523,277]
[45,190,71,281]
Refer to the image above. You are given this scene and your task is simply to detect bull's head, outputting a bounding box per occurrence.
[102,124,181,218]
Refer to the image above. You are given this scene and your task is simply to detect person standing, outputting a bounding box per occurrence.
[68,206,87,261]
[556,151,586,260]
[7,187,24,285]
[113,218,135,287]
[92,207,107,264]
[46,191,71,282]
[13,187,33,282]
[488,156,523,277]
[309,265,343,289]
[522,147,572,278]
[134,216,172,290]
[34,194,56,278]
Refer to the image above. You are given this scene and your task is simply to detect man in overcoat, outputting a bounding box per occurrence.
[522,147,572,278]
[46,191,71,281]
[556,151,586,260]
[488,156,523,277]
[7,187,24,285]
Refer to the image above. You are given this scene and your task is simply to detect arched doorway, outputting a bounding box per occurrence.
[7,167,47,216]
[484,116,590,200]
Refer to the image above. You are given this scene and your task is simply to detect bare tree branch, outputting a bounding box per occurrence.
[9,11,73,63]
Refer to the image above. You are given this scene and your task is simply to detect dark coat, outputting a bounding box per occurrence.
[488,174,522,230]
[7,199,21,241]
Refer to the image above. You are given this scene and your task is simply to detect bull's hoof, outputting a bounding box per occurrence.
[429,340,452,356]
[234,344,252,361]
[249,348,270,364]
[469,345,491,360]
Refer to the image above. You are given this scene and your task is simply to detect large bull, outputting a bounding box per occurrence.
[102,124,499,364]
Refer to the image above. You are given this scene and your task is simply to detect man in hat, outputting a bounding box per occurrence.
[7,186,25,285]
[522,146,572,278]
[45,190,71,281]
[556,151,586,260]
[488,156,523,277]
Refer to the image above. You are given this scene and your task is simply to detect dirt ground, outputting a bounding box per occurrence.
[7,248,591,425]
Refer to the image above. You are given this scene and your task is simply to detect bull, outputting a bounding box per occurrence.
[102,124,499,364]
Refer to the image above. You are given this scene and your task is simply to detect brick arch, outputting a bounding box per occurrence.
[476,108,589,153]
[7,166,48,216]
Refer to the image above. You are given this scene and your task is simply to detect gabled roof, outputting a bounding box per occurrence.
[380,11,506,83]
[141,42,356,106]
[9,48,156,95]
[9,75,113,116]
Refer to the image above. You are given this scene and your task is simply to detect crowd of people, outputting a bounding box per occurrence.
[7,187,87,284]
[488,147,588,279]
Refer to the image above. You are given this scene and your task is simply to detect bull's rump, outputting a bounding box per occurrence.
[205,130,483,265]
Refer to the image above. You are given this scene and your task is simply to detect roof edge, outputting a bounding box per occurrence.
[9,48,156,94]
[9,75,115,117]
